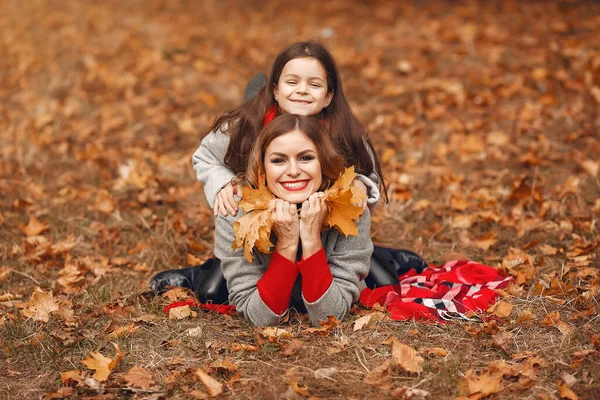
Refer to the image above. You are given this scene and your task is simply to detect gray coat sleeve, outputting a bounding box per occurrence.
[191,129,236,208]
[303,209,373,325]
[213,214,282,327]
[355,141,381,210]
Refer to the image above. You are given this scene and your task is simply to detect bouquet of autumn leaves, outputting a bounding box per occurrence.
[233,167,367,262]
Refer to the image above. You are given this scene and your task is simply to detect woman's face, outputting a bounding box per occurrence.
[273,57,333,116]
[264,129,322,204]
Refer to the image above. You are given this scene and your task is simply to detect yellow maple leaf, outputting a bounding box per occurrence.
[323,167,367,236]
[20,290,59,322]
[234,173,275,262]
[81,342,123,382]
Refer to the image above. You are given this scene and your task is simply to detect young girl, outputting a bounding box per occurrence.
[192,39,387,217]
[215,114,372,326]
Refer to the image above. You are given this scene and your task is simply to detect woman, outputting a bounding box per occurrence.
[214,114,372,326]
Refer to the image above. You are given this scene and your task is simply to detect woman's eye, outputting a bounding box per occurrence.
[270,158,284,164]
[300,155,315,162]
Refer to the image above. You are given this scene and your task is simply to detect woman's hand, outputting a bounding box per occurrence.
[351,179,368,210]
[271,199,300,261]
[299,192,328,258]
[214,182,243,216]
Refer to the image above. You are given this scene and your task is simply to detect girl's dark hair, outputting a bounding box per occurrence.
[244,114,345,190]
[210,39,388,202]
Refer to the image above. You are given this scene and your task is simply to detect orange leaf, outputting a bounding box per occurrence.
[323,167,366,236]
[195,369,223,397]
[487,300,513,318]
[390,338,424,373]
[282,339,304,356]
[20,216,49,237]
[238,173,275,213]
[124,366,155,389]
[81,343,123,382]
[459,369,503,397]
[364,359,392,386]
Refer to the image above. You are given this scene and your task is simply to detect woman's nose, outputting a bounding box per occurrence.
[287,161,300,176]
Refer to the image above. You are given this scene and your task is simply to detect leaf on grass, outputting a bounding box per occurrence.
[282,339,303,356]
[353,314,373,331]
[364,359,393,386]
[302,316,340,336]
[21,290,59,322]
[261,326,292,340]
[124,366,155,389]
[516,309,536,323]
[81,343,123,382]
[60,370,85,386]
[314,367,338,380]
[195,369,223,397]
[390,338,424,373]
[557,380,578,400]
[20,216,49,237]
[108,324,139,338]
[475,232,497,251]
[210,359,238,373]
[459,369,503,398]
[162,287,194,302]
[487,300,513,318]
[229,343,258,352]
[422,347,448,357]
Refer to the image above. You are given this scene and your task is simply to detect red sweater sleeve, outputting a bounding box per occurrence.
[256,251,299,315]
[297,248,333,303]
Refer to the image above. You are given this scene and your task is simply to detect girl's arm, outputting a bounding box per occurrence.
[297,209,373,326]
[214,213,299,327]
[191,128,236,209]
[354,141,381,210]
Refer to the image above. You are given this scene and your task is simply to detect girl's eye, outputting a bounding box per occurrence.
[310,83,321,88]
[286,80,297,85]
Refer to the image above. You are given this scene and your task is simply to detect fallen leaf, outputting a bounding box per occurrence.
[422,347,448,357]
[261,326,292,340]
[391,339,424,373]
[168,305,192,320]
[20,216,49,237]
[81,343,123,382]
[20,290,59,322]
[196,369,223,397]
[229,343,258,352]
[364,359,393,386]
[353,314,373,331]
[516,309,536,323]
[124,366,155,389]
[314,367,338,380]
[459,369,503,397]
[475,232,497,251]
[391,386,430,400]
[557,380,578,400]
[282,339,303,356]
[487,300,513,318]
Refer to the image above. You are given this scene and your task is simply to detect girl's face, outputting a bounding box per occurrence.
[273,57,333,117]
[264,129,322,204]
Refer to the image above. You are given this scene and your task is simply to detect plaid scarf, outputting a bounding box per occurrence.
[359,260,511,322]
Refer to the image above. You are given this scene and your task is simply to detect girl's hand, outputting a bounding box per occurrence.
[214,182,243,217]
[270,199,300,261]
[351,179,368,210]
[299,193,328,258]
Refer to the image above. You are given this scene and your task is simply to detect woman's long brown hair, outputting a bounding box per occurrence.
[209,39,389,202]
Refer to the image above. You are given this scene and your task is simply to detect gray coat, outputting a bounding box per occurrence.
[214,208,373,327]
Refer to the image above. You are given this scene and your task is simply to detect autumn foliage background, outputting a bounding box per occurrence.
[1,0,599,399]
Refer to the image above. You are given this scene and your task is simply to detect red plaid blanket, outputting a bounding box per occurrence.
[359,260,511,322]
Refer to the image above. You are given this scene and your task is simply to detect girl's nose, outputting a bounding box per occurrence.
[296,82,308,94]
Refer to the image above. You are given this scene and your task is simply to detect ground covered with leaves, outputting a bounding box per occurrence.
[1,0,599,399]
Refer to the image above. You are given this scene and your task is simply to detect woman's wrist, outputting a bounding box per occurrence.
[301,239,322,259]
[275,242,298,262]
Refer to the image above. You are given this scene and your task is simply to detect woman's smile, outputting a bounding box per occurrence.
[279,180,310,191]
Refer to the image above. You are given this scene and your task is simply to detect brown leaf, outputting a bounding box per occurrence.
[261,326,292,340]
[20,216,49,237]
[557,380,578,400]
[124,366,155,389]
[516,309,536,323]
[168,305,192,320]
[422,347,448,357]
[195,369,223,397]
[475,232,497,251]
[364,359,393,386]
[282,339,304,356]
[487,300,513,318]
[459,369,503,397]
[391,338,424,373]
[229,343,258,352]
